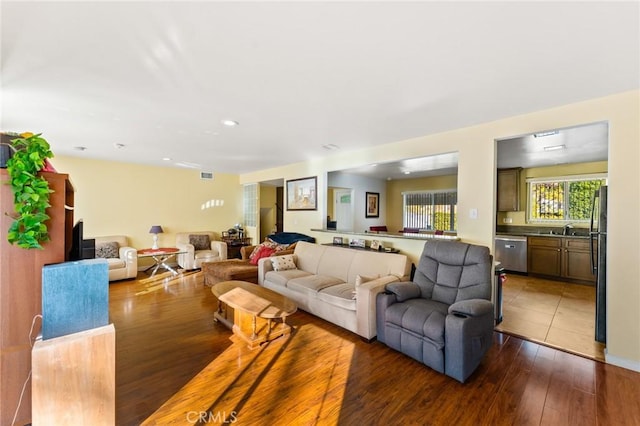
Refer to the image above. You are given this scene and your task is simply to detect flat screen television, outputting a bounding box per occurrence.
[68,219,95,260]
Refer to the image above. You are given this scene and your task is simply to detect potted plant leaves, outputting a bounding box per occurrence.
[2,132,55,249]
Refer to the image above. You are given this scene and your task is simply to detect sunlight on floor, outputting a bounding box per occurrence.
[142,322,353,424]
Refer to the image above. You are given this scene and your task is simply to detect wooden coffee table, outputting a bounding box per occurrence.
[212,280,297,349]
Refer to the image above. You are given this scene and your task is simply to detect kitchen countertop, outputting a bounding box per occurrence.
[496,231,590,239]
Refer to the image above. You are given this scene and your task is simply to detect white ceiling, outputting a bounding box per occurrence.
[2,2,638,175]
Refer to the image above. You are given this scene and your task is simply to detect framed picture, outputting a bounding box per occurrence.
[366,192,380,218]
[371,240,382,251]
[286,176,317,210]
[332,236,343,245]
[349,238,366,248]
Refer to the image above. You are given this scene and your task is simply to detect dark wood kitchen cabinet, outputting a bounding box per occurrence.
[497,168,521,211]
[528,236,595,284]
[562,238,596,283]
[528,236,561,276]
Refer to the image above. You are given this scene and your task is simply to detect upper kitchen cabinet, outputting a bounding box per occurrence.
[497,168,521,211]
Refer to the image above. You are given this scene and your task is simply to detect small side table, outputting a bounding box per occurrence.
[137,248,185,277]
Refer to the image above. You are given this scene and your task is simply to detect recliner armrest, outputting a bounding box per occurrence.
[448,299,493,318]
[384,281,420,302]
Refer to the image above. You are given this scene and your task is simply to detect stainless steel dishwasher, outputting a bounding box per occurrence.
[494,235,528,273]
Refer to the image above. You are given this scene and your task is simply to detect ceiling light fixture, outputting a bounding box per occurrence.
[221,119,239,127]
[322,144,340,150]
[543,144,566,151]
[114,143,126,149]
[533,130,559,138]
[404,171,411,175]
[73,146,87,151]
[162,157,171,161]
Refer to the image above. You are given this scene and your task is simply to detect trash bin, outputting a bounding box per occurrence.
[494,262,506,325]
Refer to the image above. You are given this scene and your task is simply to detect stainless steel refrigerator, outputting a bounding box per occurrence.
[590,185,607,343]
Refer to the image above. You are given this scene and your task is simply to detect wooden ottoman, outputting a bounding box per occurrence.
[202,259,259,286]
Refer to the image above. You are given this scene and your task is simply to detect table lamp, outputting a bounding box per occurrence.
[149,225,163,249]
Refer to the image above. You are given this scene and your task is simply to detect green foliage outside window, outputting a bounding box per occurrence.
[529,177,605,222]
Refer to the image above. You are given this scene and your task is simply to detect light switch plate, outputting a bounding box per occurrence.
[469,208,478,219]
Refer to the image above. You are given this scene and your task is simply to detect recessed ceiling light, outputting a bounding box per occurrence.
[534,130,559,138]
[404,171,411,175]
[543,144,566,151]
[162,157,171,161]
[322,144,340,150]
[73,146,87,151]
[114,143,126,149]
[221,119,239,127]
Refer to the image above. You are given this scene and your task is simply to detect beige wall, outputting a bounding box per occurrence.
[52,156,243,249]
[385,174,458,232]
[241,91,640,370]
[498,161,608,227]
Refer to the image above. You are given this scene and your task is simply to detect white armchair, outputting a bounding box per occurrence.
[176,231,227,270]
[94,235,138,282]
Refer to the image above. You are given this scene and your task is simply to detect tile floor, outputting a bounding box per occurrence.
[495,274,606,361]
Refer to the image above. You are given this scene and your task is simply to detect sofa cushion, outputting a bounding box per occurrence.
[195,250,219,260]
[317,283,357,311]
[287,275,345,295]
[250,245,276,265]
[189,234,211,251]
[96,241,119,259]
[352,274,379,299]
[106,258,126,270]
[271,254,296,271]
[264,269,312,288]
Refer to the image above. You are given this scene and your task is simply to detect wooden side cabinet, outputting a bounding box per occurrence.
[497,168,521,212]
[528,237,561,276]
[0,170,73,426]
[528,236,596,284]
[562,238,596,283]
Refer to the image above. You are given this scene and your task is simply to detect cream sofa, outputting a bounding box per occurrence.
[94,235,138,282]
[176,231,227,270]
[258,241,410,340]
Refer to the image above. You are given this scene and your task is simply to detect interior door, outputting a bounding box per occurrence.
[333,189,354,231]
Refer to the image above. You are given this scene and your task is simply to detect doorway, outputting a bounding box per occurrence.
[495,121,608,358]
[333,188,354,231]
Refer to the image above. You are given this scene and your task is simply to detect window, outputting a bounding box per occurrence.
[243,183,257,227]
[527,174,607,222]
[402,190,457,231]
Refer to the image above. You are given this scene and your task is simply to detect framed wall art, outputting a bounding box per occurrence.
[286,176,317,210]
[366,192,380,218]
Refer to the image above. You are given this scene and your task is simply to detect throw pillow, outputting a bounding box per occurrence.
[353,274,380,299]
[95,241,119,259]
[355,274,379,286]
[249,245,276,265]
[249,240,281,261]
[189,234,211,251]
[271,254,296,271]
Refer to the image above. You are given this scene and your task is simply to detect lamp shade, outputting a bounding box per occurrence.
[149,225,164,234]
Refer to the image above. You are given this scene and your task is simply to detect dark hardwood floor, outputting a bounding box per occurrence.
[111,272,640,425]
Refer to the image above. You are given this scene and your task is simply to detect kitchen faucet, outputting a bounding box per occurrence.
[562,223,574,235]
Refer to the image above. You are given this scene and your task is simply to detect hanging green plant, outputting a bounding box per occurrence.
[3,132,55,249]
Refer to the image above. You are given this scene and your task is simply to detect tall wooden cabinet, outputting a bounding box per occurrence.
[497,168,521,211]
[0,170,73,426]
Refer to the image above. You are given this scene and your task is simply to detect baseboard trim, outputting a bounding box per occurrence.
[604,349,640,372]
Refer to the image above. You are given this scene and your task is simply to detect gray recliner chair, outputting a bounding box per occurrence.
[376,240,494,383]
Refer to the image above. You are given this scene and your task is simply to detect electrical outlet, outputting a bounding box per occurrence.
[503,217,513,224]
